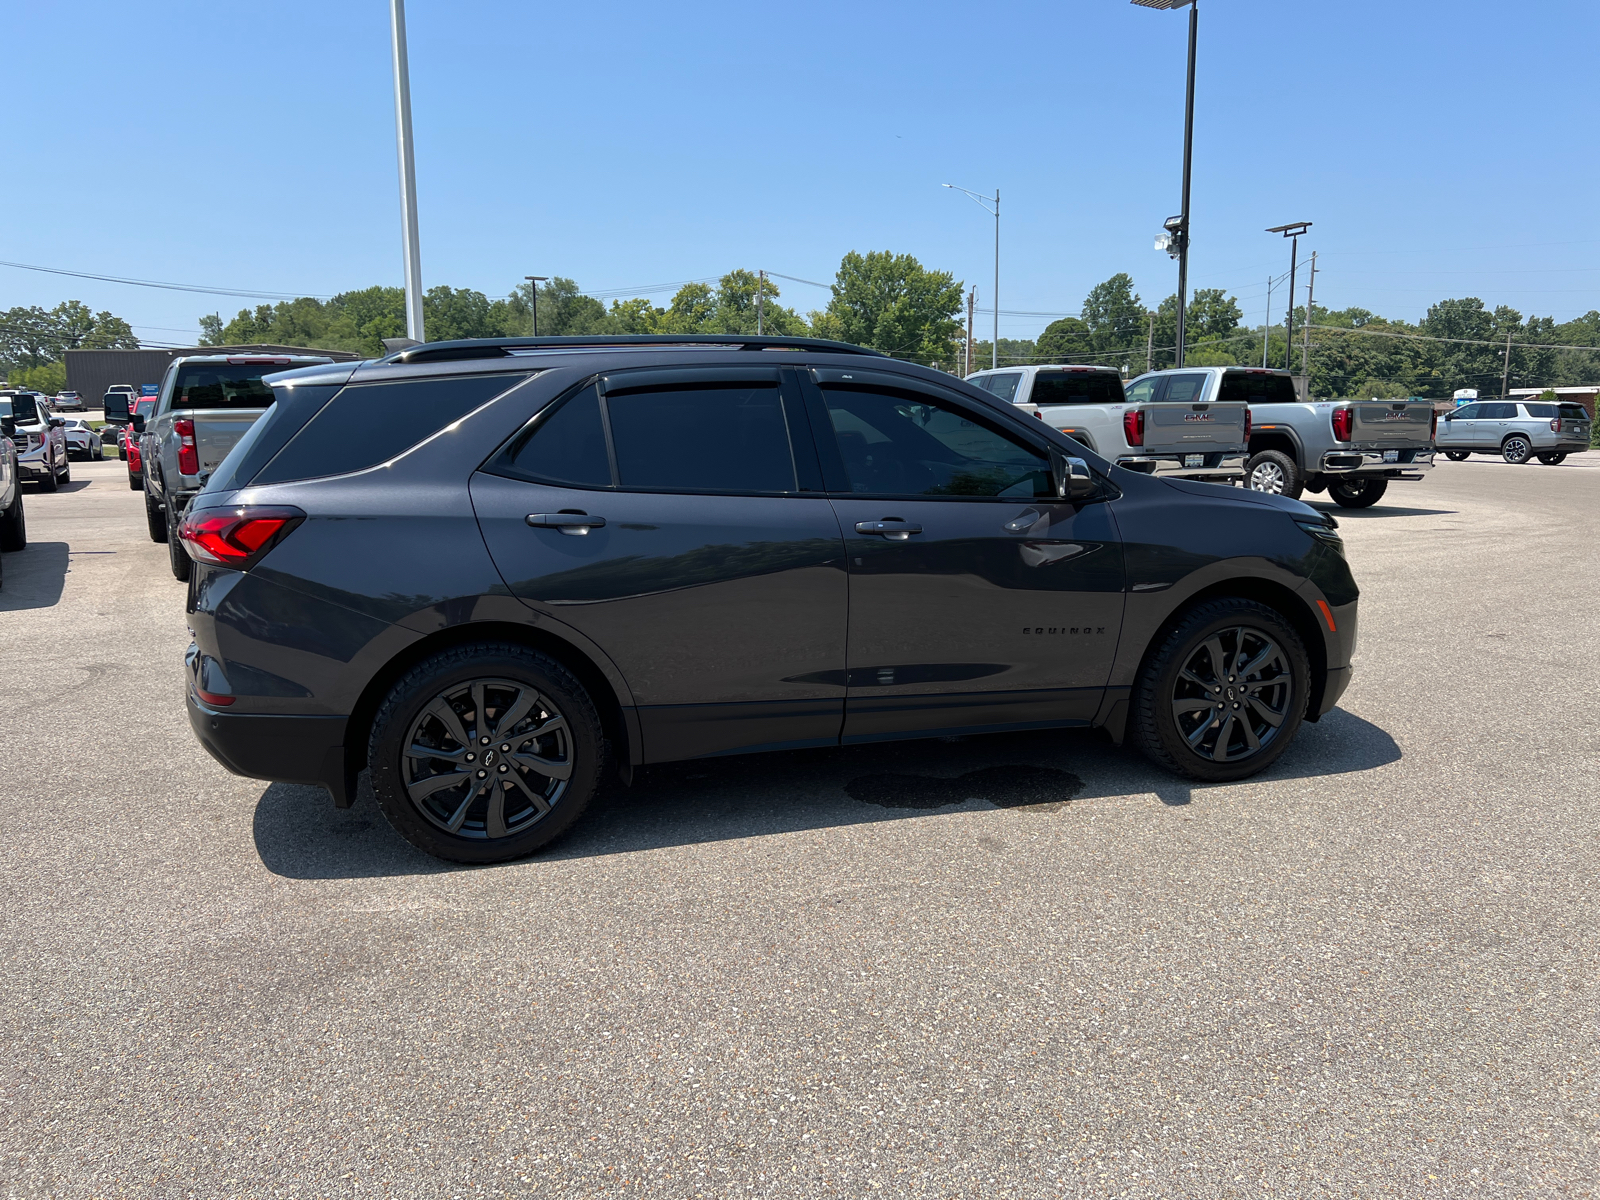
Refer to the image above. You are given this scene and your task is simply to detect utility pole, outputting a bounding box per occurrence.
[389,0,424,342]
[757,270,766,336]
[1300,252,1317,376]
[1501,331,1513,398]
[1175,1,1197,368]
[1146,311,1155,373]
[524,276,548,337]
[965,287,976,376]
[1262,275,1273,367]
[992,189,1000,369]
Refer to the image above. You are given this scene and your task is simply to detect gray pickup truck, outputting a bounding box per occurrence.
[135,353,333,580]
[1124,366,1436,508]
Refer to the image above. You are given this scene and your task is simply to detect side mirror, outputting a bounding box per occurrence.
[1,417,14,439]
[49,416,66,428]
[1051,450,1096,501]
[131,413,146,434]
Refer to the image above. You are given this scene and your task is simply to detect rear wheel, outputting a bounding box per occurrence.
[0,487,25,552]
[1501,435,1532,464]
[145,488,168,543]
[1245,449,1303,500]
[1444,450,1470,462]
[369,644,606,864]
[166,497,191,581]
[1536,452,1567,465]
[1330,477,1388,508]
[1131,598,1309,783]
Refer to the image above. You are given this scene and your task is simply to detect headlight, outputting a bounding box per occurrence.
[1295,518,1344,556]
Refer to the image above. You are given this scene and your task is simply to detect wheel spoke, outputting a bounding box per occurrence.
[445,781,484,832]
[1202,636,1229,680]
[1179,668,1214,690]
[1238,713,1261,752]
[1247,695,1286,728]
[1211,714,1236,761]
[408,742,466,764]
[507,770,553,817]
[425,700,472,753]
[511,714,567,749]
[483,785,509,839]
[1185,714,1215,748]
[407,769,470,801]
[493,687,537,738]
[1173,697,1217,714]
[514,751,572,781]
[470,682,488,742]
[1237,641,1279,679]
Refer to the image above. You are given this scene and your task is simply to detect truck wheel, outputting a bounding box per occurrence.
[59,457,70,485]
[0,487,25,552]
[166,498,191,581]
[1501,435,1532,464]
[39,457,59,493]
[145,488,168,544]
[1329,478,1388,508]
[1130,598,1309,783]
[1444,451,1470,461]
[1245,450,1303,499]
[368,643,607,864]
[1536,452,1566,466]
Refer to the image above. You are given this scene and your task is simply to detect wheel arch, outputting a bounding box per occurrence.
[343,621,637,795]
[1247,428,1303,465]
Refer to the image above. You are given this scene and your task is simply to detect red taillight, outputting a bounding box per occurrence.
[1123,408,1145,447]
[1551,418,1561,432]
[195,688,235,707]
[175,417,199,475]
[1332,407,1353,441]
[1432,410,1439,439]
[127,440,142,471]
[178,505,305,570]
[1243,407,1251,441]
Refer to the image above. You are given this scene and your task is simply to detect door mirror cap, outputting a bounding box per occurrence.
[130,413,146,434]
[1051,450,1095,500]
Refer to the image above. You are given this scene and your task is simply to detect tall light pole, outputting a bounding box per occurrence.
[1266,221,1311,372]
[943,184,1000,369]
[389,0,424,342]
[524,276,548,337]
[1133,0,1197,367]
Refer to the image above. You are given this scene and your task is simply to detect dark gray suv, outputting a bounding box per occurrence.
[180,336,1359,862]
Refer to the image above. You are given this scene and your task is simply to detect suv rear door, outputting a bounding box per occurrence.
[471,366,849,762]
[805,368,1124,740]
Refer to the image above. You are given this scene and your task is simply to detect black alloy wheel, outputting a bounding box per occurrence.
[1536,452,1566,466]
[1245,449,1303,500]
[0,486,25,552]
[1329,477,1388,508]
[166,497,191,581]
[1444,450,1470,461]
[144,487,168,543]
[1132,598,1309,783]
[1501,435,1532,464]
[368,644,605,863]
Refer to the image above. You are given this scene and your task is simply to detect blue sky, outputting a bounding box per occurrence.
[3,0,1597,347]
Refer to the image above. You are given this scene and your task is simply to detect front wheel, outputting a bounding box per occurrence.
[1536,452,1567,466]
[1130,598,1310,783]
[1245,449,1304,500]
[59,457,69,485]
[368,644,606,863]
[1329,477,1388,508]
[1502,435,1532,464]
[1444,450,1470,462]
[0,487,25,552]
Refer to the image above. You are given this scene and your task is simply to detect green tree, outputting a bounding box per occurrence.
[8,362,67,393]
[1080,273,1146,359]
[810,250,963,362]
[1034,317,1092,363]
[0,302,138,369]
[608,297,664,333]
[423,286,510,342]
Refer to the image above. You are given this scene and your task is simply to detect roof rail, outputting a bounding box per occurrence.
[377,334,887,366]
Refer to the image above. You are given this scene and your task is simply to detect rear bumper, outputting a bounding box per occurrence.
[187,692,353,806]
[1117,452,1245,481]
[1548,442,1590,454]
[1320,448,1434,477]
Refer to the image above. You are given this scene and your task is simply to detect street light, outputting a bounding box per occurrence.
[1265,222,1311,372]
[1132,0,1197,367]
[943,184,1000,369]
[389,0,424,343]
[524,276,549,337]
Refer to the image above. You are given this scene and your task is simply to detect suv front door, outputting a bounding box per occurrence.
[805,369,1125,741]
[471,366,848,762]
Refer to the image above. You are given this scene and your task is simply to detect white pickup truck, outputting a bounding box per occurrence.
[965,364,1247,483]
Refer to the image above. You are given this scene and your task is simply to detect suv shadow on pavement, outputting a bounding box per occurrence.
[0,541,70,611]
[252,708,1400,880]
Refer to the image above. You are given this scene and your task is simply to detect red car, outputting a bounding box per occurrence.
[125,399,156,490]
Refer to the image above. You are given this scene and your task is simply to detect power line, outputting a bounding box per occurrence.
[0,259,332,301]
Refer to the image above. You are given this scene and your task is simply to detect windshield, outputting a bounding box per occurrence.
[1219,372,1298,404]
[1029,371,1125,406]
[0,395,41,424]
[173,363,291,409]
[135,399,156,417]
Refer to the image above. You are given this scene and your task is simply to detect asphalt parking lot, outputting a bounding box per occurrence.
[2,455,1597,1199]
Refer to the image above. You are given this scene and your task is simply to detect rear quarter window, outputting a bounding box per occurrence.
[173,363,301,409]
[251,373,524,486]
[1524,403,1556,418]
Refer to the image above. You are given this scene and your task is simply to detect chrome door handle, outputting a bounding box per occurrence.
[527,513,606,536]
[854,520,922,541]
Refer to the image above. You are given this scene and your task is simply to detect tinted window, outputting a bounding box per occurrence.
[822,386,1050,498]
[173,363,304,410]
[1029,371,1124,406]
[492,385,612,489]
[1452,403,1482,419]
[202,385,342,495]
[1123,378,1158,404]
[1524,403,1556,418]
[0,395,40,424]
[607,383,796,493]
[1162,373,1209,404]
[982,373,1023,402]
[1559,404,1588,420]
[1482,402,1516,419]
[1219,372,1297,404]
[254,373,522,486]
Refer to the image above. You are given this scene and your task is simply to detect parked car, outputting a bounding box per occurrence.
[180,335,1360,864]
[0,406,26,583]
[138,353,334,580]
[1435,399,1591,464]
[124,399,156,490]
[1124,367,1436,508]
[966,364,1248,482]
[58,418,105,461]
[0,389,70,492]
[54,391,87,412]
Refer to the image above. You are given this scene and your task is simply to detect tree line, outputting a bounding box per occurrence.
[0,301,139,394]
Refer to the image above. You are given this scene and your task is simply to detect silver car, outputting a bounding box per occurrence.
[58,418,105,461]
[1436,399,1592,464]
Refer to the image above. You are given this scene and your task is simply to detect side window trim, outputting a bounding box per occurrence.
[796,370,853,493]
[778,369,827,493]
[592,380,623,487]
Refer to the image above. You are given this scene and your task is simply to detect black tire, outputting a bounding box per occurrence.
[118,446,127,461]
[1536,452,1566,466]
[39,456,59,493]
[368,643,607,864]
[128,471,143,491]
[1501,435,1532,464]
[145,487,168,543]
[0,486,25,552]
[1444,450,1470,461]
[92,440,103,461]
[59,457,69,485]
[166,497,191,581]
[1245,449,1303,500]
[1329,477,1388,508]
[1131,598,1310,783]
